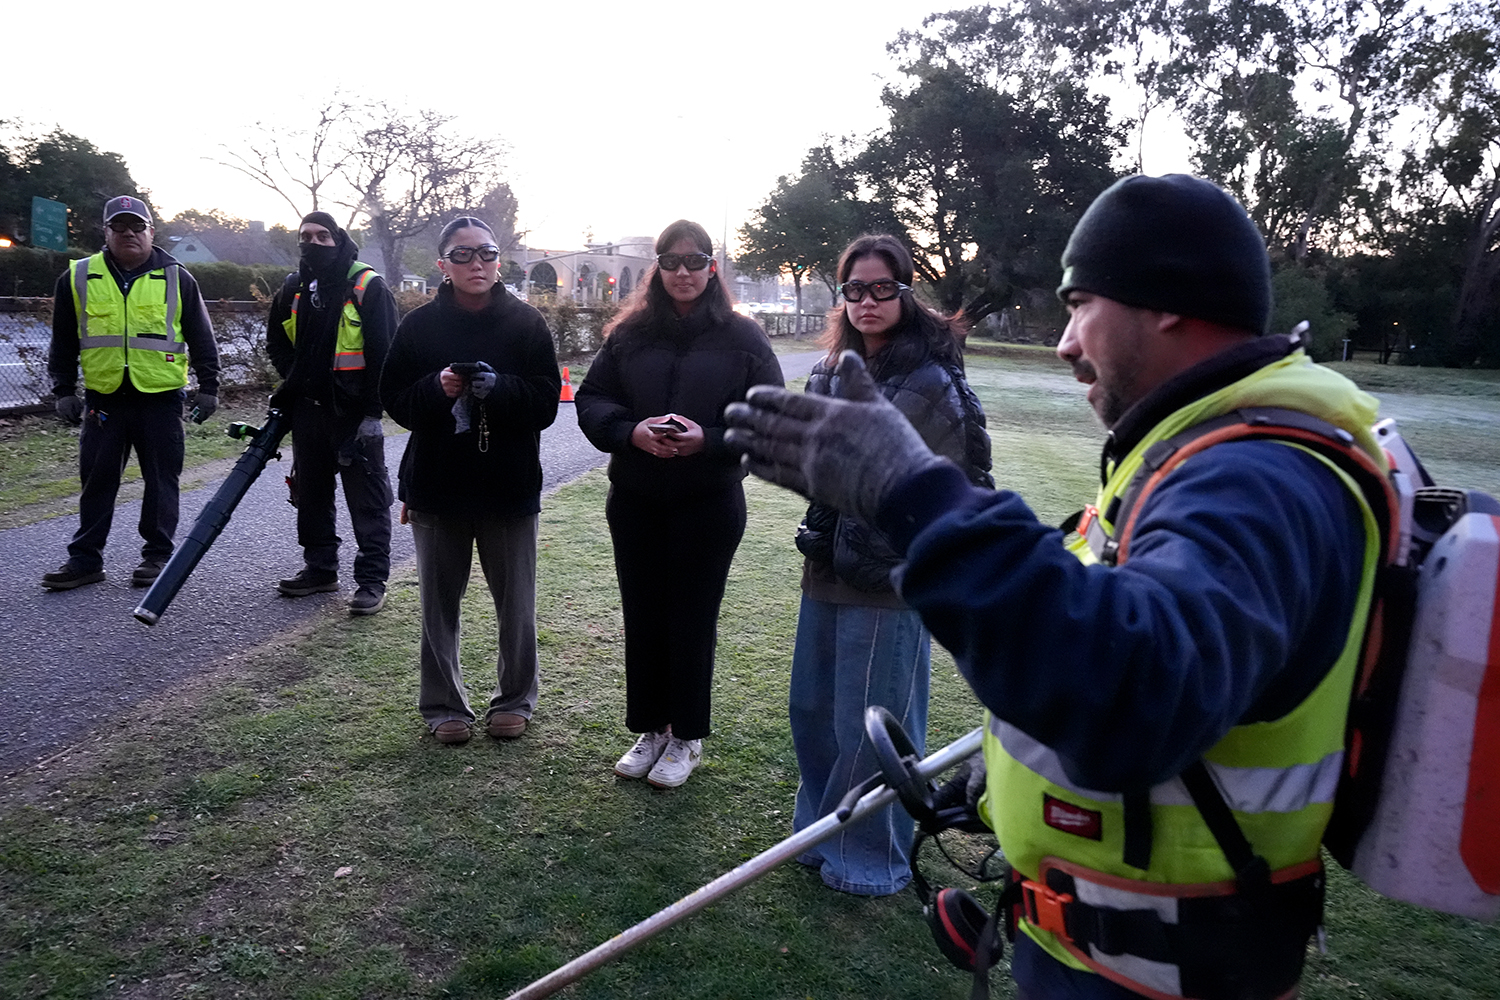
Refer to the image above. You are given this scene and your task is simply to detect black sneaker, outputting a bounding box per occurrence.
[348,587,387,616]
[41,562,106,590]
[131,560,164,587]
[277,569,340,597]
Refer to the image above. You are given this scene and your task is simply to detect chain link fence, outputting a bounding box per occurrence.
[0,296,617,415]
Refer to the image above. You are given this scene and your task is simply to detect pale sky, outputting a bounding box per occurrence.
[8,1,1191,252]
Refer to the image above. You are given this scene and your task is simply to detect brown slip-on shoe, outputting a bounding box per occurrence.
[486,713,527,739]
[434,720,472,744]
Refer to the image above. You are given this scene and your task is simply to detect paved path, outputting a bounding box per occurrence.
[0,351,822,776]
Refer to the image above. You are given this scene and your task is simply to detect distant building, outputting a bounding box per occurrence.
[165,221,296,268]
[510,236,656,304]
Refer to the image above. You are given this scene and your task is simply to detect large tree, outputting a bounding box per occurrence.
[737,146,862,319]
[0,126,144,248]
[1393,0,1500,364]
[850,58,1122,323]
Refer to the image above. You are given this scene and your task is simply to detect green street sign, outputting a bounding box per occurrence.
[31,197,68,251]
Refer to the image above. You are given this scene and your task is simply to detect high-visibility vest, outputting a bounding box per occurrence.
[980,348,1386,997]
[282,263,376,372]
[69,253,189,393]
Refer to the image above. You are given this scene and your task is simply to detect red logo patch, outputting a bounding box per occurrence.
[165,354,175,363]
[1044,794,1102,840]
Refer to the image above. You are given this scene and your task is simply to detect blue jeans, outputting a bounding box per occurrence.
[789,594,931,895]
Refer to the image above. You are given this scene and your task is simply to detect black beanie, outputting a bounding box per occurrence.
[1057,174,1272,335]
[300,211,343,240]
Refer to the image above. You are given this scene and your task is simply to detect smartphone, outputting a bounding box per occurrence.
[648,417,687,434]
[450,361,492,377]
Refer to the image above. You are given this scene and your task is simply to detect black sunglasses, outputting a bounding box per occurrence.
[657,252,714,272]
[840,279,910,302]
[444,244,501,264]
[108,220,149,234]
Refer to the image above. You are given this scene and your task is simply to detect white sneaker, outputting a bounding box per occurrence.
[647,737,703,788]
[614,730,670,779]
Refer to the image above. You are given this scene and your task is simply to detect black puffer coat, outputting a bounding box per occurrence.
[796,338,992,594]
[575,299,784,499]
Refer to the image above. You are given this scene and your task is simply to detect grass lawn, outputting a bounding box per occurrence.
[2,353,1497,999]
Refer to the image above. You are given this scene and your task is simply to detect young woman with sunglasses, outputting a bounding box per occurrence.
[789,234,992,894]
[576,219,784,788]
[380,216,561,745]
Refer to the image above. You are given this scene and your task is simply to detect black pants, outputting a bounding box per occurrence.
[290,398,393,590]
[606,482,747,741]
[69,390,184,571]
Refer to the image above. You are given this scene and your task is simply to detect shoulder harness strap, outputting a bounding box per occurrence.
[1088,406,1399,570]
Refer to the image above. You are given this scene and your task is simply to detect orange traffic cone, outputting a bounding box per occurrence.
[559,366,575,403]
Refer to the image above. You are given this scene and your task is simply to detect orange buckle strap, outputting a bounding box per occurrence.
[1077,504,1099,536]
[1021,879,1074,939]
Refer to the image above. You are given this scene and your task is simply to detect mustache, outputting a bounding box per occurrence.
[1072,359,1098,382]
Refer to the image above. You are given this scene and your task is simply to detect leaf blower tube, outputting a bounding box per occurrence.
[503,724,984,1000]
[133,409,290,626]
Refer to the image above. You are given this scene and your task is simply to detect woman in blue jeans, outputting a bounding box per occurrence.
[790,234,992,895]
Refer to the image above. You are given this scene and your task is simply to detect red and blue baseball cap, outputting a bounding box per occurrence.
[103,196,152,225]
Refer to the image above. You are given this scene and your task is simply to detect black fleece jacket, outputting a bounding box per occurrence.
[574,302,784,498]
[380,282,560,519]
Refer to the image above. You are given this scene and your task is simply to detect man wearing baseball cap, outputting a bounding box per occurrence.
[727,175,1385,998]
[44,195,220,590]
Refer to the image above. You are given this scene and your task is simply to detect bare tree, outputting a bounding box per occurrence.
[215,96,359,221]
[216,95,510,277]
[334,103,505,280]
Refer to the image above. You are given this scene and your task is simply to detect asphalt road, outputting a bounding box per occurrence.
[0,351,823,776]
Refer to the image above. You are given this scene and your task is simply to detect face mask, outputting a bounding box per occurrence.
[300,242,340,275]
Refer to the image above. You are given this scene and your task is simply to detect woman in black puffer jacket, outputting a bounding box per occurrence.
[789,234,992,896]
[576,219,784,790]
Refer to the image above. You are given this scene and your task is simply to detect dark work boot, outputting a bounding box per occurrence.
[41,562,106,590]
[276,568,340,597]
[131,560,164,588]
[347,586,386,616]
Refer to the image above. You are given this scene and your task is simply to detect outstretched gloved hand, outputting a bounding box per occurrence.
[724,350,944,526]
[55,395,84,425]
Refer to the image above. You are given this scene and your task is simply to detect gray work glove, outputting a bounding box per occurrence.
[55,395,84,425]
[189,393,218,424]
[469,371,496,400]
[356,416,383,444]
[724,350,944,526]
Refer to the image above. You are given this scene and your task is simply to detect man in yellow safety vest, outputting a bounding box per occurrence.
[44,195,220,590]
[265,211,396,615]
[727,175,1383,1000]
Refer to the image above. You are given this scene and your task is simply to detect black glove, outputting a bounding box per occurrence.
[190,393,218,424]
[55,395,84,425]
[724,350,945,526]
[930,751,989,832]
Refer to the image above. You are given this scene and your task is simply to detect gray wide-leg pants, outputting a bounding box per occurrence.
[410,509,540,729]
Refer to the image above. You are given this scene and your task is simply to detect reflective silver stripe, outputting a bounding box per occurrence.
[1071,877,1179,924]
[127,336,185,353]
[992,717,1341,815]
[80,336,123,350]
[1086,947,1183,997]
[1150,754,1343,813]
[73,261,91,338]
[993,718,1124,803]
[163,265,180,336]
